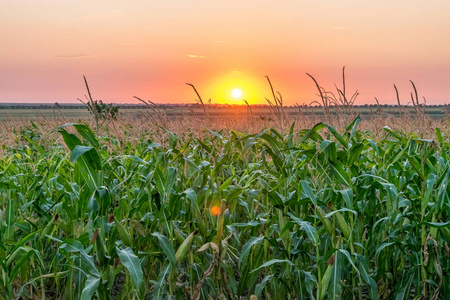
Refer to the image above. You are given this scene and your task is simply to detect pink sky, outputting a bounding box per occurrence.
[1,1,449,105]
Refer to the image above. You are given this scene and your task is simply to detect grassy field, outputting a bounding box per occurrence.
[0,104,448,121]
[0,114,449,299]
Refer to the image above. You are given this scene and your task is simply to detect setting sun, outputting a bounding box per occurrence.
[232,89,242,98]
[205,72,266,104]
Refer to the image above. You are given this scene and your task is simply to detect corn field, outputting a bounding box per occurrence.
[0,116,449,299]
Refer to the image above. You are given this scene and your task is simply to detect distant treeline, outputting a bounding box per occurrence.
[0,103,449,109]
[0,103,154,109]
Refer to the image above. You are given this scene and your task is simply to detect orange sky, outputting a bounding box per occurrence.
[1,1,449,105]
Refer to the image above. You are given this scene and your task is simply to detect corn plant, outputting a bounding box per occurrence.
[0,117,448,299]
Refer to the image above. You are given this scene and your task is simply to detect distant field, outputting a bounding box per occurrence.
[0,105,447,121]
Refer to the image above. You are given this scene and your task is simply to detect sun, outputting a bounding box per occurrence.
[231,89,242,98]
[205,72,266,104]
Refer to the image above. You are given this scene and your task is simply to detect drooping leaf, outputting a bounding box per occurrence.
[239,236,265,268]
[152,232,177,266]
[252,259,295,273]
[117,247,143,289]
[80,275,100,300]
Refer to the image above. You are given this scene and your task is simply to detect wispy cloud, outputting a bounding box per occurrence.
[214,40,224,43]
[121,43,140,46]
[187,54,205,58]
[50,54,93,58]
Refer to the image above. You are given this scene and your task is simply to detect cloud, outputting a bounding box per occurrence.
[187,54,205,58]
[215,40,224,43]
[51,54,93,58]
[121,43,140,46]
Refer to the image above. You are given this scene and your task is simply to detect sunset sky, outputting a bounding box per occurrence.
[1,0,449,105]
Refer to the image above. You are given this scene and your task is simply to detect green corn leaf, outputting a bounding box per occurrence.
[58,128,82,150]
[337,249,359,276]
[348,142,364,166]
[287,122,295,148]
[165,167,177,198]
[335,189,353,208]
[8,231,41,256]
[324,124,348,149]
[15,272,69,299]
[436,127,443,143]
[394,269,416,300]
[251,259,295,273]
[356,255,378,300]
[80,275,100,300]
[346,115,361,141]
[375,242,396,257]
[301,180,317,205]
[320,140,337,162]
[289,213,319,245]
[68,145,102,191]
[325,208,357,219]
[152,263,171,300]
[88,188,111,217]
[9,248,40,282]
[58,123,99,147]
[303,271,317,300]
[115,217,133,247]
[260,133,282,153]
[60,240,101,277]
[5,197,15,232]
[329,251,342,300]
[72,124,100,148]
[183,188,197,202]
[300,123,326,143]
[70,146,99,168]
[420,221,450,228]
[383,126,404,141]
[239,236,265,268]
[152,232,177,266]
[329,162,350,186]
[117,246,143,290]
[255,275,274,297]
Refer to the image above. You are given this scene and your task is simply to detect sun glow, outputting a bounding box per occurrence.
[205,72,266,105]
[232,89,242,98]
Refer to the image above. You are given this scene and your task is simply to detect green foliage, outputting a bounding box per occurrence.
[79,76,119,130]
[0,117,449,299]
[86,99,119,122]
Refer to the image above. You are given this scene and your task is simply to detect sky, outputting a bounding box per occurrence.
[1,0,449,105]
